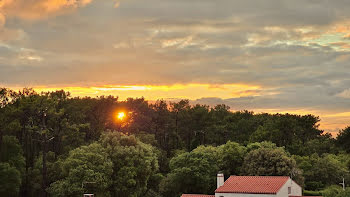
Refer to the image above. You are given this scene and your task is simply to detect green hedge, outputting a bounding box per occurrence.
[303,190,323,196]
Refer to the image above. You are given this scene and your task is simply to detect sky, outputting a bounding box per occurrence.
[1,0,350,135]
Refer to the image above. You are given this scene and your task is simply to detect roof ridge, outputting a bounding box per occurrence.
[216,175,291,194]
[229,175,289,178]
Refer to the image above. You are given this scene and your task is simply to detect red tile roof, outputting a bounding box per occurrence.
[181,195,215,197]
[215,176,289,194]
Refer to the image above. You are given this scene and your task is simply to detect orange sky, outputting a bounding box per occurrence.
[10,84,345,136]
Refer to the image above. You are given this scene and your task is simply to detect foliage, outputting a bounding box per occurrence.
[47,143,113,197]
[337,127,350,153]
[160,145,219,197]
[0,88,350,196]
[303,189,323,196]
[241,146,304,185]
[295,153,350,190]
[218,141,246,176]
[0,135,25,174]
[99,131,159,197]
[0,162,22,197]
[322,185,350,197]
[0,136,24,197]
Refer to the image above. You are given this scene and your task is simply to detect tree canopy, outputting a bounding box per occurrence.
[0,87,349,197]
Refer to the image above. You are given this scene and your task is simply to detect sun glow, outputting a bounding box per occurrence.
[31,83,263,100]
[117,112,125,120]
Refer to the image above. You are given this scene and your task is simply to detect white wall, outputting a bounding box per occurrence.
[276,178,302,197]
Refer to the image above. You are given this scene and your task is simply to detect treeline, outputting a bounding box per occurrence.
[0,88,349,197]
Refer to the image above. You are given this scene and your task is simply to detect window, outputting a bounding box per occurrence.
[288,186,291,194]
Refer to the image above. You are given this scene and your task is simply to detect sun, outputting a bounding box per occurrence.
[117,112,125,120]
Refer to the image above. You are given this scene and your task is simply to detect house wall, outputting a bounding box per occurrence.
[276,178,302,197]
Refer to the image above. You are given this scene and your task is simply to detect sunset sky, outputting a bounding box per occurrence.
[1,0,350,134]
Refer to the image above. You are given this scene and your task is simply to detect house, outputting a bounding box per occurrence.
[181,173,321,197]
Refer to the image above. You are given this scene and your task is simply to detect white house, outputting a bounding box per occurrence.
[181,173,321,197]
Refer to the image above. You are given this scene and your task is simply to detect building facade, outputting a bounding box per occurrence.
[181,174,319,197]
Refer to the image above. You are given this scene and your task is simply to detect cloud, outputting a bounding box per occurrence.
[0,13,5,27]
[114,1,120,8]
[337,89,350,98]
[1,0,350,132]
[0,0,92,20]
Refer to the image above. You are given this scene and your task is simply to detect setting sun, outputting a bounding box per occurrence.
[117,112,126,120]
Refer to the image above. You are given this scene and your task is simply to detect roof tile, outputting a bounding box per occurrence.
[181,195,215,197]
[215,176,289,194]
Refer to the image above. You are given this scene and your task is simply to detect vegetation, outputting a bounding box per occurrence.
[0,87,349,197]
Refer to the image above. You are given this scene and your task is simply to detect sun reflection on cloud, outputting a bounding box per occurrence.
[31,83,262,100]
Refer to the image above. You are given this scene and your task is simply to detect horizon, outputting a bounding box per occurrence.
[3,86,347,136]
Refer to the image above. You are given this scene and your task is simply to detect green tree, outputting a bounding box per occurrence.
[0,135,25,174]
[295,154,350,190]
[160,145,219,197]
[99,131,159,197]
[150,100,173,154]
[322,185,350,197]
[0,135,24,197]
[337,127,350,153]
[303,134,337,156]
[170,99,191,150]
[218,141,246,176]
[47,143,113,197]
[206,104,231,146]
[0,162,22,197]
[0,88,18,159]
[246,141,278,152]
[241,146,304,185]
[225,111,262,144]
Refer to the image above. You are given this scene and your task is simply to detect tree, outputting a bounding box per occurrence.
[218,141,246,176]
[160,145,219,197]
[0,162,22,196]
[225,111,259,144]
[0,135,25,196]
[150,100,173,153]
[302,134,337,156]
[206,104,231,146]
[246,141,278,152]
[322,185,350,197]
[295,154,350,190]
[0,88,18,160]
[99,131,159,197]
[241,146,304,185]
[0,135,24,197]
[170,100,191,150]
[47,143,113,197]
[0,135,25,174]
[337,126,350,153]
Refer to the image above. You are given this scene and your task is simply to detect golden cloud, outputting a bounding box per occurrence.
[26,83,262,101]
[0,0,92,20]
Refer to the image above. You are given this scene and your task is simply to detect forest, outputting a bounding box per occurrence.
[0,87,349,197]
